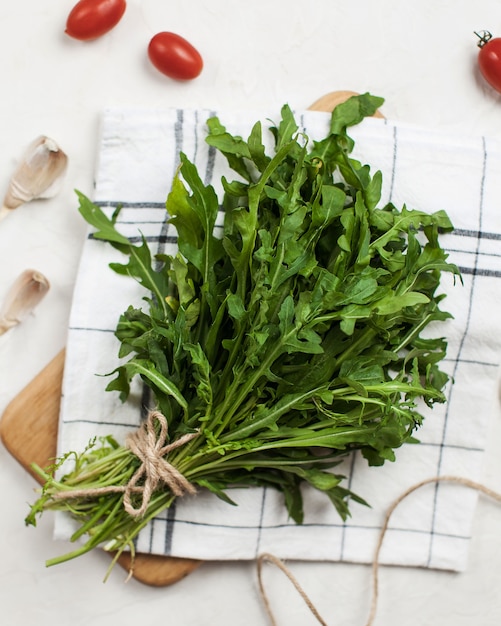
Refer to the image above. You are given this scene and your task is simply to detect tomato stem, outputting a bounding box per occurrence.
[474,30,493,48]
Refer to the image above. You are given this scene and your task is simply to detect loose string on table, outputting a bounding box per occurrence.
[51,410,198,517]
[257,475,501,626]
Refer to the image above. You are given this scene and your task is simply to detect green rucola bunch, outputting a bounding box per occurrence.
[26,94,459,573]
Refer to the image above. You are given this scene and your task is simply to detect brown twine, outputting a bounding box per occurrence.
[257,553,329,626]
[257,475,501,626]
[52,410,198,517]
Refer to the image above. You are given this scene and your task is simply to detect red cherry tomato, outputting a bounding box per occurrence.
[66,0,126,41]
[475,30,501,93]
[148,32,203,81]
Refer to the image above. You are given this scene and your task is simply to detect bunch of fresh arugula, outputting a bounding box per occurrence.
[27,94,459,570]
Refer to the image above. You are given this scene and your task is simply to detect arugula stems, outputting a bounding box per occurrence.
[27,94,460,571]
[208,298,296,438]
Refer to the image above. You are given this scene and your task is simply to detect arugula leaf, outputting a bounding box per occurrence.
[28,95,461,570]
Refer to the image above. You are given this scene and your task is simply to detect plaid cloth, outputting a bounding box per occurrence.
[54,106,501,571]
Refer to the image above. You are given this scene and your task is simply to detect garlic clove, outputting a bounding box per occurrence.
[0,269,50,335]
[1,136,68,219]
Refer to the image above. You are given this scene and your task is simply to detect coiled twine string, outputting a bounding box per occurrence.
[256,475,501,626]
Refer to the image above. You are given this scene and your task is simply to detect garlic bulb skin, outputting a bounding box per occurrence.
[1,136,68,220]
[0,269,50,335]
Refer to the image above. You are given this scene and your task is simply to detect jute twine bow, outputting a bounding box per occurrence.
[53,410,198,517]
[257,475,501,626]
[123,410,198,515]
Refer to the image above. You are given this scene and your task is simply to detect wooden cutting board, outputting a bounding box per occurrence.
[0,349,202,586]
[0,91,383,586]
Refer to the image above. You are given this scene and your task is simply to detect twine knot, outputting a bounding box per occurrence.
[51,410,198,518]
[123,410,198,517]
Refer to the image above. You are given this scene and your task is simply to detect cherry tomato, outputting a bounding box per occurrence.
[65,0,126,41]
[148,32,203,81]
[475,30,501,93]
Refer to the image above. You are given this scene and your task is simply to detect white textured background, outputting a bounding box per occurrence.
[1,1,501,625]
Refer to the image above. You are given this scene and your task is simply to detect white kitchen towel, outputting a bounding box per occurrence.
[55,106,501,571]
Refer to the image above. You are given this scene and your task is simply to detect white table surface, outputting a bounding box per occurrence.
[2,2,501,624]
